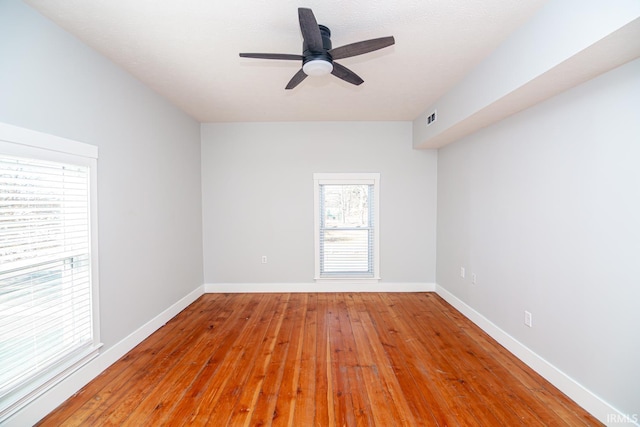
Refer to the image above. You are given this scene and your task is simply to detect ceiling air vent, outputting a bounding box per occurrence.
[426,110,437,126]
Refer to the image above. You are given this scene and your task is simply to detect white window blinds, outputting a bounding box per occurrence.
[0,128,100,421]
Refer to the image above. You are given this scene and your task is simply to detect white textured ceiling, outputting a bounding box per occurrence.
[25,0,547,123]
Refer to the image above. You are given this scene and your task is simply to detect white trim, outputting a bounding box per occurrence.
[0,122,98,159]
[435,284,635,426]
[3,286,204,427]
[204,282,436,293]
[0,345,102,423]
[314,277,381,284]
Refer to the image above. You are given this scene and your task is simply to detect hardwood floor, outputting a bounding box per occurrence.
[38,293,602,426]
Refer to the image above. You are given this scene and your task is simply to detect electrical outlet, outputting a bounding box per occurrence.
[261,256,267,264]
[524,311,532,327]
[460,267,465,278]
[471,274,477,285]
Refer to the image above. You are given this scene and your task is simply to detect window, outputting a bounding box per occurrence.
[314,173,380,282]
[0,123,100,421]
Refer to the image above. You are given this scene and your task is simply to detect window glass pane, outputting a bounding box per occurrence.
[322,184,369,228]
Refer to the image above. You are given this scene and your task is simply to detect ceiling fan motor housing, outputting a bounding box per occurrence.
[303,24,333,64]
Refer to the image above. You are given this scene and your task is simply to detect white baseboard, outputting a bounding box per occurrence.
[435,284,636,426]
[5,285,205,427]
[204,282,436,293]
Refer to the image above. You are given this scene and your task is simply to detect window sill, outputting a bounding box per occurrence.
[314,277,380,284]
[1,343,103,423]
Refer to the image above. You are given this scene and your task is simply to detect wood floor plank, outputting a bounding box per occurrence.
[120,294,256,426]
[349,293,425,426]
[104,293,260,426]
[360,292,461,426]
[160,294,269,425]
[245,294,298,426]
[335,294,375,427]
[315,292,334,427]
[384,292,528,426]
[327,293,358,427]
[417,294,548,425]
[185,293,276,425]
[51,294,227,427]
[291,293,318,426]
[343,294,412,426]
[197,293,285,426]
[424,294,600,426]
[271,293,307,426]
[37,293,603,427]
[378,293,482,424]
[224,294,289,427]
[165,297,279,425]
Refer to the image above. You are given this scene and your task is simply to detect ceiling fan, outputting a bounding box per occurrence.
[239,8,395,90]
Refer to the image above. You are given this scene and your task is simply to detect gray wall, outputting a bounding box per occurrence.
[201,122,437,285]
[436,58,640,416]
[0,2,203,349]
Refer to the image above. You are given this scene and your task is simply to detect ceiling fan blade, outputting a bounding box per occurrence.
[329,36,395,60]
[285,69,308,90]
[298,8,323,52]
[331,62,364,86]
[239,53,303,60]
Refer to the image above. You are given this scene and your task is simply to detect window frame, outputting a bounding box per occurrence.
[313,173,380,283]
[0,122,101,422]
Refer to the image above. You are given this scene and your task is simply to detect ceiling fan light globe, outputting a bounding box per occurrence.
[303,59,333,76]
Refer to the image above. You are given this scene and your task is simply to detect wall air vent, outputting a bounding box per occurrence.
[426,110,437,126]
